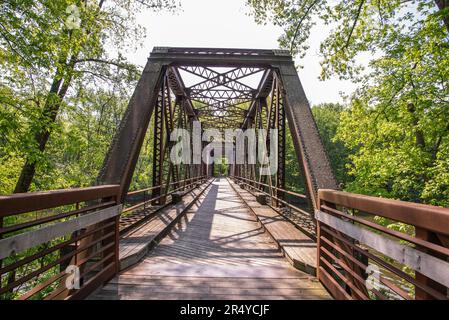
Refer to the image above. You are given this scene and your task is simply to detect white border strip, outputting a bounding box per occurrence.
[315,209,449,288]
[0,205,122,260]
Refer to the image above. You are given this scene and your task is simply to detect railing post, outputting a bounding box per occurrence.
[316,196,322,280]
[317,190,370,300]
[414,227,447,299]
[114,215,120,273]
[102,193,121,278]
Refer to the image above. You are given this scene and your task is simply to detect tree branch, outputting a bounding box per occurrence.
[344,0,366,50]
[289,0,321,54]
[74,58,137,72]
[434,0,449,33]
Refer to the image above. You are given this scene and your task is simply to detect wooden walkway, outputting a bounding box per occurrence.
[89,178,330,300]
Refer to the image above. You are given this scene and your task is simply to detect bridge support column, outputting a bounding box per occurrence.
[97,61,164,202]
[278,64,338,209]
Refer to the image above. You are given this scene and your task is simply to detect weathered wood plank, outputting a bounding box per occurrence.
[229,179,317,275]
[118,181,212,270]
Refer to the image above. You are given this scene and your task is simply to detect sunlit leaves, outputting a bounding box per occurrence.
[247,0,449,207]
[0,0,178,193]
[335,12,449,205]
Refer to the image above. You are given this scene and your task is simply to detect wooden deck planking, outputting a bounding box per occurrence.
[118,181,212,270]
[229,179,318,275]
[89,178,330,300]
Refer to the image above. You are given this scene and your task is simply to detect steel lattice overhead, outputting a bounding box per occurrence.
[176,65,266,129]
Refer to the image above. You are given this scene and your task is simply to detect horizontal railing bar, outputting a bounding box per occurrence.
[0,185,120,217]
[319,266,353,300]
[321,226,447,300]
[44,249,115,301]
[19,269,67,300]
[0,205,122,260]
[234,178,313,220]
[232,176,307,199]
[0,220,116,276]
[65,259,116,300]
[320,255,370,300]
[18,237,115,300]
[0,201,116,236]
[319,189,449,236]
[322,227,412,300]
[126,186,159,196]
[230,178,317,240]
[0,230,116,295]
[123,179,208,213]
[320,245,388,300]
[47,245,115,301]
[119,179,212,235]
[380,276,413,300]
[320,235,367,271]
[126,176,206,196]
[320,204,449,257]
[320,246,366,285]
[316,209,449,290]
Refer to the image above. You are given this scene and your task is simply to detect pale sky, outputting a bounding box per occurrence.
[126,0,359,105]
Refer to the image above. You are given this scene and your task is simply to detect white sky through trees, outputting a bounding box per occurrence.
[126,0,359,105]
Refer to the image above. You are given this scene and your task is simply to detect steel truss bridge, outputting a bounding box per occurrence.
[1,48,449,300]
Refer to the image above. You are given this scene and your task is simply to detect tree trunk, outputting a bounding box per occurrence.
[14,65,74,194]
[435,0,449,32]
[13,0,105,194]
[407,103,425,149]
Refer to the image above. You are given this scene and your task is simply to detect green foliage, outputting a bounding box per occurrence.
[285,103,352,193]
[0,0,178,194]
[246,1,448,79]
[312,103,352,186]
[248,0,449,207]
[335,9,449,206]
[284,122,305,193]
[214,157,229,176]
[0,0,178,300]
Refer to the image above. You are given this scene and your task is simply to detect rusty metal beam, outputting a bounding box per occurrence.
[279,64,338,208]
[150,47,292,67]
[241,70,273,129]
[97,61,164,202]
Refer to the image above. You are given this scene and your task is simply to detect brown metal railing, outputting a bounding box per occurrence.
[0,185,121,300]
[316,189,449,300]
[118,177,210,234]
[230,175,315,238]
[123,176,208,214]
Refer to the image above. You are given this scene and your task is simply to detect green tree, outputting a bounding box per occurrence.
[334,3,449,206]
[247,1,449,206]
[285,123,305,193]
[0,0,177,193]
[246,0,448,78]
[312,103,352,186]
[214,157,229,176]
[335,14,449,205]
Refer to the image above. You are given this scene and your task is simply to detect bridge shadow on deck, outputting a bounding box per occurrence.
[89,178,330,300]
[149,178,282,264]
